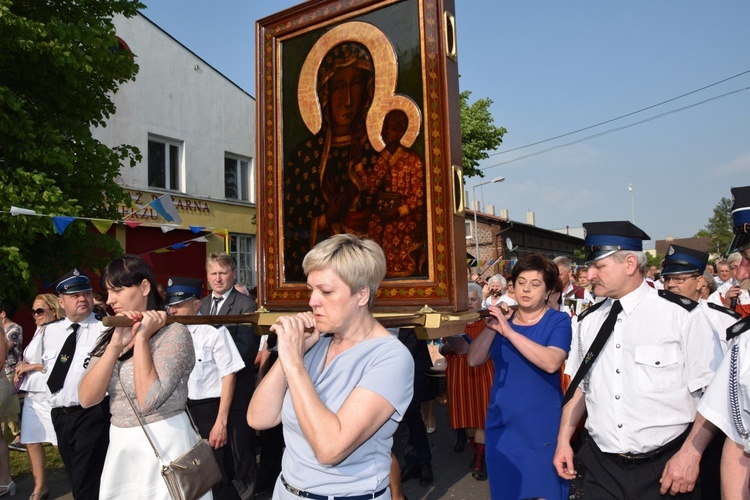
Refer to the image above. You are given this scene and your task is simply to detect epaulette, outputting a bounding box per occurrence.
[727,316,750,340]
[658,289,698,312]
[707,302,742,320]
[45,318,65,326]
[576,299,606,322]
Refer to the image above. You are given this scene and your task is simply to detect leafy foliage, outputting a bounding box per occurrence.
[694,197,733,256]
[0,0,144,304]
[460,90,507,178]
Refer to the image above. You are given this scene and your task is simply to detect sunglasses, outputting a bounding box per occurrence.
[32,308,51,316]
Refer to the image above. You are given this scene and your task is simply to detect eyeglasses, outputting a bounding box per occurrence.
[659,275,699,284]
[32,308,51,316]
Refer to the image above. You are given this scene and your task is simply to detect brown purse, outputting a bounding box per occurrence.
[119,376,222,500]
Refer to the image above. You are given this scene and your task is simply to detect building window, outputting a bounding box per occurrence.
[148,137,182,190]
[231,233,256,288]
[225,155,252,201]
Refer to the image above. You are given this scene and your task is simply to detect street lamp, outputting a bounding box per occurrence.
[628,183,635,224]
[472,176,505,271]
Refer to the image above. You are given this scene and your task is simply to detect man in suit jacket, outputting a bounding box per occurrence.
[200,252,258,500]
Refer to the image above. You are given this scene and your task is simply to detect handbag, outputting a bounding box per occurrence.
[119,374,222,500]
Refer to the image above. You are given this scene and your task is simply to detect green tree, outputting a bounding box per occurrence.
[0,0,144,304]
[460,90,506,178]
[647,253,664,270]
[694,197,733,256]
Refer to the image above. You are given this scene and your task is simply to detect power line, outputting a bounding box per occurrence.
[489,69,750,157]
[481,85,750,172]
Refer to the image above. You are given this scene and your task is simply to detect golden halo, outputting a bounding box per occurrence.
[297,21,421,151]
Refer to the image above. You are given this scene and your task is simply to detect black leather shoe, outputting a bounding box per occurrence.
[419,463,434,486]
[400,464,419,482]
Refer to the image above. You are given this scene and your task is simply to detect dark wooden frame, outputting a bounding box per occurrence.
[256,0,467,312]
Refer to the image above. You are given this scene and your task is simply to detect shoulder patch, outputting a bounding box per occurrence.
[727,316,750,341]
[576,299,606,321]
[658,289,698,312]
[707,302,742,320]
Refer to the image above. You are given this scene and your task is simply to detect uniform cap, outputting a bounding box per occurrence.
[728,186,750,255]
[52,268,92,294]
[582,221,650,264]
[165,277,203,306]
[661,244,708,276]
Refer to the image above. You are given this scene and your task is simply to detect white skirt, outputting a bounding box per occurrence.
[20,391,57,445]
[100,412,213,499]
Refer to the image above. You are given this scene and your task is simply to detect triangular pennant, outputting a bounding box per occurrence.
[140,253,154,267]
[52,216,76,235]
[160,224,179,233]
[125,220,142,228]
[91,220,114,234]
[192,237,209,243]
[154,248,172,254]
[10,206,37,216]
[189,226,206,234]
[172,242,188,250]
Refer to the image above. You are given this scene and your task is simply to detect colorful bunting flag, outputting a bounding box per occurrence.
[52,216,75,235]
[91,220,114,234]
[151,194,182,224]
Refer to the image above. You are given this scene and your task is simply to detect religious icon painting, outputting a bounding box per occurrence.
[257,0,468,312]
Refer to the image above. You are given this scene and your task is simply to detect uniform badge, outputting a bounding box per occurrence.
[59,354,69,364]
[168,278,174,286]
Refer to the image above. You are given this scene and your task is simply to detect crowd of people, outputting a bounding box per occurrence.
[1,185,750,499]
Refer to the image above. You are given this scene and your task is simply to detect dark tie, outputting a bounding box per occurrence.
[47,323,80,394]
[562,300,623,406]
[210,296,222,315]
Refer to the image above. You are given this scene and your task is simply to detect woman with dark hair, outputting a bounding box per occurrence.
[79,254,207,499]
[468,254,572,499]
[284,42,379,281]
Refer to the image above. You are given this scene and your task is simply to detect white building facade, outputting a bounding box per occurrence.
[92,13,258,288]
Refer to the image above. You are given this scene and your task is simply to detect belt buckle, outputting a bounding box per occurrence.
[284,481,307,498]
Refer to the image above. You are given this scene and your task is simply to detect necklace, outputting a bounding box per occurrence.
[515,308,547,324]
[357,320,377,344]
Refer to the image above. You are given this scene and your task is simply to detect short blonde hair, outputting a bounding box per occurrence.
[35,293,65,319]
[302,234,386,309]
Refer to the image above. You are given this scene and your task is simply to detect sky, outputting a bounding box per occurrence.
[140,0,750,250]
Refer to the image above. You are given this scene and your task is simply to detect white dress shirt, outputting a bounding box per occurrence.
[187,323,245,400]
[699,328,750,447]
[565,281,720,454]
[44,314,108,408]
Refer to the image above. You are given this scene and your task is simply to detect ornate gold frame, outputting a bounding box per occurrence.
[256,0,467,312]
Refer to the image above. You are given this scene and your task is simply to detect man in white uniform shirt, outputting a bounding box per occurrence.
[166,277,245,500]
[46,269,110,500]
[553,221,720,499]
[659,243,740,498]
[684,185,750,499]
